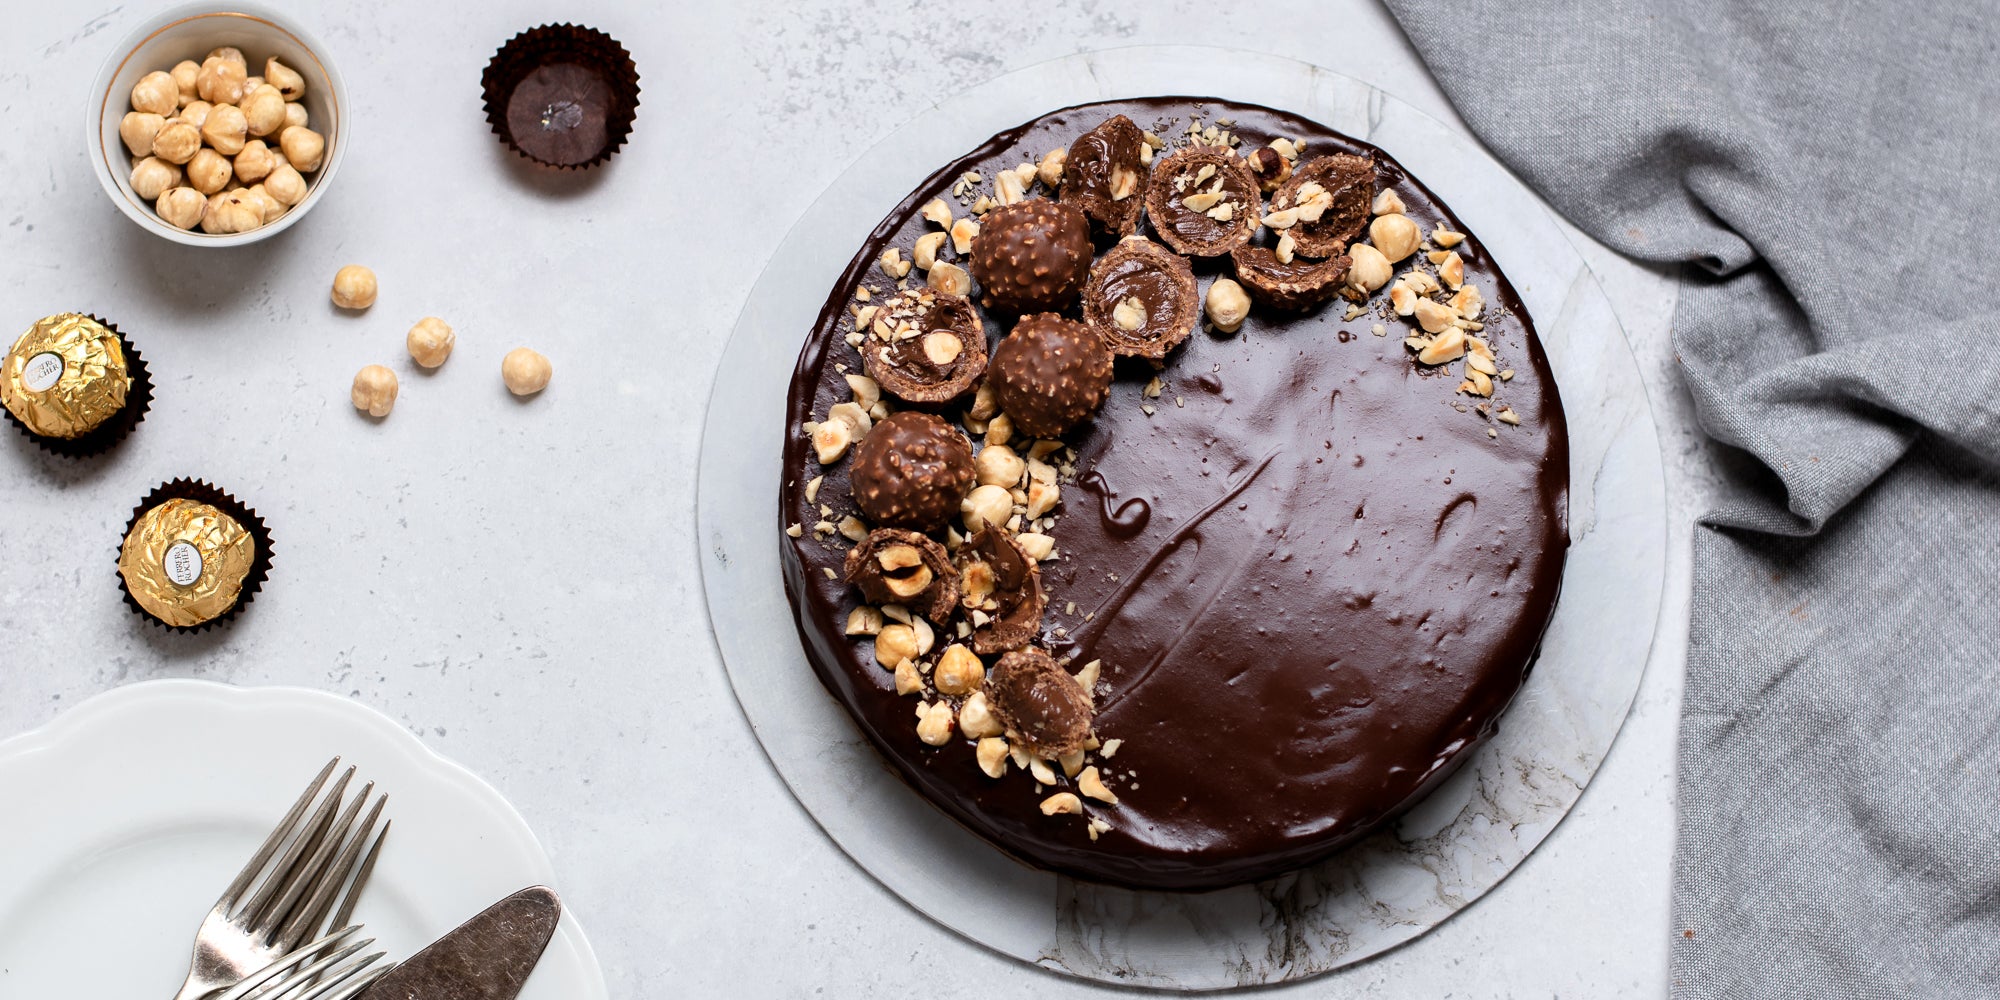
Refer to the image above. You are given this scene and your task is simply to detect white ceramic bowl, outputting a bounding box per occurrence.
[87,3,348,247]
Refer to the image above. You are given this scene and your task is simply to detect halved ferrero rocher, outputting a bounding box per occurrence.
[958,528,1046,655]
[989,314,1115,439]
[1229,245,1354,312]
[1059,114,1147,238]
[968,198,1093,314]
[859,289,988,405]
[845,528,959,622]
[849,411,976,533]
[1143,146,1261,257]
[985,646,1093,758]
[1082,237,1198,359]
[1268,154,1375,258]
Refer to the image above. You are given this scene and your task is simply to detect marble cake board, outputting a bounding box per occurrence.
[697,46,1668,992]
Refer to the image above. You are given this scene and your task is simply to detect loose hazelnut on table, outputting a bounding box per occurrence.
[330,265,377,309]
[129,157,181,201]
[279,126,325,172]
[350,364,398,417]
[149,121,202,165]
[201,104,248,156]
[502,348,553,396]
[406,317,455,369]
[119,112,166,157]
[186,148,231,195]
[130,70,179,117]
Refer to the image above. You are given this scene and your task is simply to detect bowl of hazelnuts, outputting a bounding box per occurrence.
[88,3,347,246]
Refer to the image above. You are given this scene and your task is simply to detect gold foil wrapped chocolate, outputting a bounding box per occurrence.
[1,314,131,440]
[119,498,257,628]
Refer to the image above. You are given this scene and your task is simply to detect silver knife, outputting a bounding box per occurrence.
[362,886,562,999]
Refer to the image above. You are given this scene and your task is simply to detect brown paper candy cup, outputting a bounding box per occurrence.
[0,314,153,458]
[481,24,640,170]
[116,478,275,634]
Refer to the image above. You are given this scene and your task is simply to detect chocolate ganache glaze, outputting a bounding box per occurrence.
[779,98,1569,891]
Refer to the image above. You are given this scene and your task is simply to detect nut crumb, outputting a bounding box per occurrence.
[1040,792,1083,816]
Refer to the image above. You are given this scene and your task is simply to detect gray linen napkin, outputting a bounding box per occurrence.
[1380,1,2000,995]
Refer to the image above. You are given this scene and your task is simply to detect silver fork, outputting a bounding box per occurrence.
[171,757,391,1000]
[214,925,391,1000]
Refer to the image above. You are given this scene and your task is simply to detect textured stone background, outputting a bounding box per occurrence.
[0,1,1703,995]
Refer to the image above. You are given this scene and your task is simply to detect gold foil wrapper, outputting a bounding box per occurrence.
[0,314,130,439]
[119,499,257,628]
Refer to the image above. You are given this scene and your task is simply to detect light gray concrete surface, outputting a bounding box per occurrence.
[0,2,1708,996]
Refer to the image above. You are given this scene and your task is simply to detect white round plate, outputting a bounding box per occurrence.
[0,680,608,1000]
[698,47,1667,990]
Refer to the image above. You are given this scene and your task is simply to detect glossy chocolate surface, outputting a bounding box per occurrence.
[779,98,1569,891]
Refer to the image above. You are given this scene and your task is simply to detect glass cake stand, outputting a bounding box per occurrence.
[697,45,1668,991]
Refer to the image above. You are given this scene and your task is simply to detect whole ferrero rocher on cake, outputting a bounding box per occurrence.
[780,98,1570,891]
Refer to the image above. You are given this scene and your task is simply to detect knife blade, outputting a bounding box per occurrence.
[362,886,562,1000]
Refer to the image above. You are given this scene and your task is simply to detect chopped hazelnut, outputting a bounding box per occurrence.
[1371,188,1407,216]
[960,484,1014,534]
[975,737,1010,777]
[1417,327,1468,365]
[926,261,971,297]
[1037,147,1068,188]
[1078,766,1119,804]
[949,217,979,255]
[974,444,1025,487]
[894,658,924,696]
[920,198,952,227]
[915,701,955,745]
[1414,298,1459,335]
[960,692,1005,739]
[1039,792,1083,816]
[1438,251,1466,290]
[844,606,884,636]
[912,231,948,271]
[1014,532,1055,561]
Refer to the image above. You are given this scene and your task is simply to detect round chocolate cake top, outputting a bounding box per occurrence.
[781,98,1569,890]
[847,411,974,533]
[1144,145,1261,257]
[967,198,1092,313]
[1083,237,1199,359]
[988,313,1115,439]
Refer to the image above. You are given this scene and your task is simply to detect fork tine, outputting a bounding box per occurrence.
[207,926,365,1000]
[326,817,388,934]
[216,758,339,911]
[310,964,391,1000]
[258,949,387,1000]
[238,767,353,926]
[275,792,385,950]
[234,940,375,1000]
[255,781,373,943]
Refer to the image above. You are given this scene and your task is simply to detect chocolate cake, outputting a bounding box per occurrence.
[779,98,1569,891]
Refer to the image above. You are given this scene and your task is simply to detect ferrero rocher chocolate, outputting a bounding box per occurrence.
[119,498,257,628]
[1,314,131,440]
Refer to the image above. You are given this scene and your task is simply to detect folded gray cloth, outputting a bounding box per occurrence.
[1381,1,2000,995]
